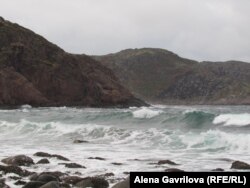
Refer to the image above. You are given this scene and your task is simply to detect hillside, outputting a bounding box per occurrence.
[0,17,145,107]
[94,48,250,105]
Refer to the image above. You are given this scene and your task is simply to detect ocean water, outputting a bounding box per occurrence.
[1,105,250,187]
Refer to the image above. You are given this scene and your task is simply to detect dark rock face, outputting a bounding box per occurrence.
[95,48,250,105]
[157,160,178,165]
[73,140,89,144]
[40,181,60,188]
[37,158,50,164]
[211,168,224,172]
[75,177,109,188]
[0,18,145,107]
[1,155,34,166]
[112,177,129,188]
[22,181,45,188]
[34,152,69,161]
[0,179,10,188]
[164,168,185,172]
[231,161,250,169]
[59,163,85,168]
[0,165,31,176]
[88,157,106,161]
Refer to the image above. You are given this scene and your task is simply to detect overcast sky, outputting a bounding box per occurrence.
[1,0,250,62]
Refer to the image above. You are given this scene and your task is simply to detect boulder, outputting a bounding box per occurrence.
[73,140,89,143]
[2,155,34,166]
[22,181,45,188]
[0,165,31,176]
[40,181,60,188]
[112,177,129,188]
[76,177,109,188]
[37,158,50,164]
[231,161,250,169]
[157,160,178,165]
[59,163,85,168]
[164,168,185,172]
[88,157,106,161]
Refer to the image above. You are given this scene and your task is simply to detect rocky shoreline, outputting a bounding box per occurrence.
[1,152,250,188]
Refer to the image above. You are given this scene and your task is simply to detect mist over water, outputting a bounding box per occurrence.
[1,105,250,187]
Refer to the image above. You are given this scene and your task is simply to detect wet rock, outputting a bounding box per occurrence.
[59,163,85,168]
[40,181,60,188]
[34,152,52,158]
[231,161,250,169]
[34,152,70,161]
[88,157,106,161]
[212,168,224,172]
[22,181,45,188]
[0,179,10,188]
[99,173,114,178]
[51,154,70,161]
[39,171,67,179]
[158,160,178,165]
[164,168,185,172]
[0,165,31,176]
[2,155,34,166]
[111,163,123,166]
[15,180,27,185]
[9,176,21,180]
[112,177,129,188]
[36,174,59,184]
[62,176,83,185]
[60,182,71,188]
[73,140,89,143]
[37,158,50,164]
[76,177,109,188]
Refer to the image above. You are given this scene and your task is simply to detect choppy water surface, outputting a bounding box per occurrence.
[1,105,250,187]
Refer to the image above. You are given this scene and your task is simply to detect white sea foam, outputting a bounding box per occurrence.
[213,113,250,126]
[132,107,163,119]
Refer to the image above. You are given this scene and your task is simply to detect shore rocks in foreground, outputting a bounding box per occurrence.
[231,161,250,169]
[0,165,31,176]
[2,155,34,166]
[34,152,70,161]
[112,177,129,188]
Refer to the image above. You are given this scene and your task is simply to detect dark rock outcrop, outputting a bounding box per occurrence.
[75,177,109,188]
[34,152,69,161]
[22,181,45,188]
[157,160,178,165]
[37,158,50,164]
[73,140,89,144]
[1,155,34,166]
[231,161,250,169]
[40,181,60,188]
[95,48,250,105]
[0,17,145,107]
[112,177,129,188]
[88,157,106,161]
[0,165,31,176]
[59,163,85,168]
[164,168,185,172]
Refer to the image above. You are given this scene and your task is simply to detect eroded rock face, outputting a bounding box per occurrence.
[0,18,146,108]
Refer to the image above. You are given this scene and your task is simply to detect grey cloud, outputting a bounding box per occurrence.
[0,0,250,62]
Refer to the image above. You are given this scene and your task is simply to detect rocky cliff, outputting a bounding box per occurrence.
[94,48,250,105]
[0,17,145,107]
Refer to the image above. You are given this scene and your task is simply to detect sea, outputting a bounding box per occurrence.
[1,105,250,187]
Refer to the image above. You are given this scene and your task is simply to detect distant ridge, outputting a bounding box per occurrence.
[94,48,250,105]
